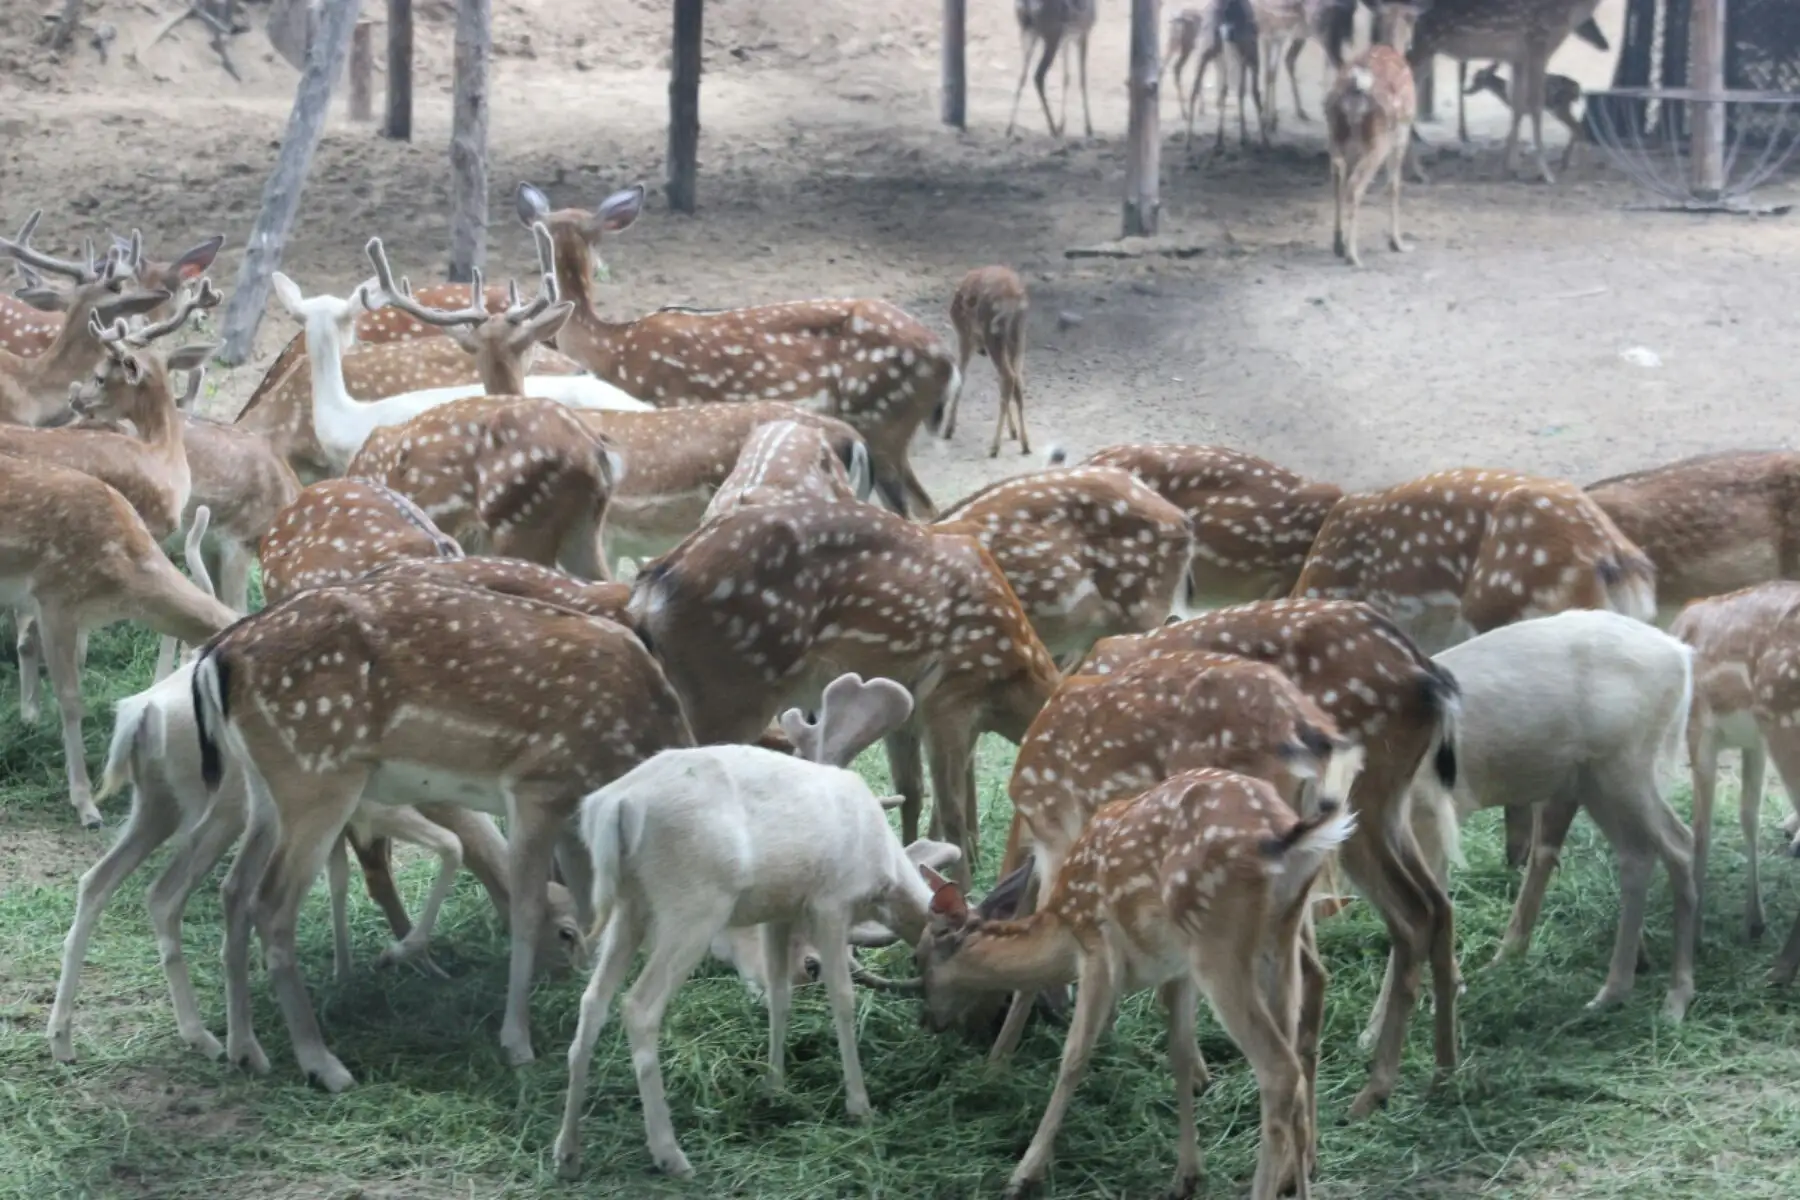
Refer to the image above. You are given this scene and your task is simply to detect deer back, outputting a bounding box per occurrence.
[1671,581,1800,725]
[704,418,865,522]
[366,555,630,624]
[260,478,463,605]
[180,417,305,547]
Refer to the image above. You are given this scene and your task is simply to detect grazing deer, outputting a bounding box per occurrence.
[941,265,1030,457]
[259,478,464,604]
[1007,0,1098,140]
[629,499,1062,888]
[1463,61,1585,170]
[1326,0,1424,267]
[1190,0,1268,151]
[1404,0,1603,183]
[191,571,695,1088]
[701,418,870,522]
[1584,451,1800,627]
[514,182,957,517]
[932,465,1196,666]
[1253,0,1358,132]
[1080,598,1462,1119]
[1670,585,1800,961]
[917,769,1357,1200]
[0,455,236,825]
[553,674,962,1180]
[1082,443,1344,606]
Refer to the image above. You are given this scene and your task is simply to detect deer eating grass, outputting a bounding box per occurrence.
[701,417,870,522]
[1080,598,1461,1119]
[1326,0,1424,267]
[553,674,961,1180]
[917,768,1357,1200]
[941,265,1030,457]
[190,571,694,1088]
[1007,0,1097,140]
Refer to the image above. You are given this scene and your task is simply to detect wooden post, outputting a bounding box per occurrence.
[349,19,374,121]
[942,0,966,129]
[1122,0,1160,237]
[447,0,491,282]
[217,0,361,366]
[1417,59,1436,122]
[1689,0,1726,199]
[385,0,413,141]
[668,0,704,213]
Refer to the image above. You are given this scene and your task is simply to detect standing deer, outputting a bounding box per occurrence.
[1326,0,1424,267]
[1007,0,1098,140]
[1464,61,1586,171]
[941,265,1030,457]
[1253,0,1358,132]
[1190,0,1268,151]
[1162,8,1209,122]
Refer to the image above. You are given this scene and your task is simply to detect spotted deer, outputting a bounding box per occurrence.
[941,265,1030,457]
[1082,443,1343,607]
[259,478,464,604]
[1162,7,1210,122]
[1080,598,1461,1119]
[629,499,1062,888]
[932,465,1196,667]
[701,418,870,523]
[513,182,957,517]
[917,769,1357,1200]
[1670,585,1800,970]
[1463,62,1585,171]
[1326,0,1424,267]
[190,571,695,1088]
[1585,451,1800,627]
[1007,0,1098,139]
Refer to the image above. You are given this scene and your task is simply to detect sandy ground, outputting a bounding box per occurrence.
[1,0,1796,513]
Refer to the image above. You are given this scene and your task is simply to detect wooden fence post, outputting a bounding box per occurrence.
[1122,0,1160,237]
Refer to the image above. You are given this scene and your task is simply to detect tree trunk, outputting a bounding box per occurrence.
[47,0,84,50]
[1689,0,1726,199]
[447,0,491,282]
[942,0,966,129]
[1122,0,1160,237]
[668,0,704,213]
[349,19,374,121]
[217,0,361,367]
[385,0,413,141]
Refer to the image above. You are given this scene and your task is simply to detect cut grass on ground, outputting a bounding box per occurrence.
[1,624,1798,1199]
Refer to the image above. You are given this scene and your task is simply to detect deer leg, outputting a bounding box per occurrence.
[621,914,719,1177]
[1263,40,1282,133]
[760,919,797,1088]
[375,810,462,976]
[1214,54,1231,154]
[1556,105,1582,171]
[221,776,281,1078]
[1250,49,1268,147]
[942,325,974,440]
[1493,791,1580,965]
[347,831,412,939]
[16,610,42,726]
[40,612,100,828]
[1688,719,1721,948]
[1295,921,1327,1180]
[1502,803,1537,870]
[990,863,1045,1062]
[1187,48,1214,151]
[1006,31,1040,136]
[47,783,184,1062]
[1526,56,1554,183]
[884,727,926,846]
[1457,61,1469,143]
[1285,36,1308,122]
[1742,738,1770,939]
[1160,977,1204,1200]
[1502,58,1527,177]
[1341,152,1384,269]
[1237,54,1252,147]
[1005,950,1116,1198]
[1774,904,1800,987]
[554,900,647,1181]
[327,834,355,982]
[1387,133,1412,253]
[154,635,180,683]
[498,785,565,1066]
[148,790,244,1061]
[1201,942,1308,1200]
[1035,30,1066,138]
[926,720,979,891]
[809,910,873,1119]
[1077,32,1092,139]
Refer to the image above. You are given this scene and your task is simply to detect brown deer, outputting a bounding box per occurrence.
[259,478,464,604]
[1585,451,1800,627]
[628,499,1063,888]
[1189,0,1268,151]
[916,769,1357,1199]
[1326,0,1424,267]
[932,465,1196,667]
[941,265,1031,457]
[1078,598,1462,1120]
[701,418,869,522]
[1082,442,1344,606]
[1463,61,1585,171]
[1007,0,1098,140]
[191,571,695,1088]
[1253,0,1358,131]
[514,182,957,516]
[1162,7,1210,122]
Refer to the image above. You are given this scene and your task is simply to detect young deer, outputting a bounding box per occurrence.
[1080,598,1461,1119]
[629,499,1063,887]
[1082,442,1344,606]
[1007,0,1098,140]
[1326,0,1424,267]
[1464,61,1585,171]
[513,182,958,516]
[1585,450,1800,626]
[1670,584,1800,962]
[553,673,962,1179]
[1190,0,1268,152]
[918,769,1357,1200]
[941,265,1030,457]
[701,417,870,522]
[191,571,695,1088]
[932,465,1196,666]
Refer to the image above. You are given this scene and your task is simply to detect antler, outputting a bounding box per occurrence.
[502,222,560,326]
[108,230,146,271]
[87,278,220,347]
[777,673,914,769]
[0,210,102,283]
[363,235,491,330]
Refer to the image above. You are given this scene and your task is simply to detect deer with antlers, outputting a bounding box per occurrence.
[630,499,1062,888]
[932,465,1196,667]
[511,182,956,517]
[1079,598,1461,1120]
[1082,443,1344,607]
[918,768,1357,1200]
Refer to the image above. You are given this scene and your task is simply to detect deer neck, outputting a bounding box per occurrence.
[553,260,631,382]
[131,382,190,486]
[949,912,1082,993]
[300,316,368,468]
[476,344,529,396]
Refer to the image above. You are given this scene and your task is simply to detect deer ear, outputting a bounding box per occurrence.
[14,286,67,312]
[270,272,305,316]
[516,182,552,227]
[165,343,216,373]
[173,235,225,280]
[925,872,969,921]
[904,838,962,875]
[597,185,645,233]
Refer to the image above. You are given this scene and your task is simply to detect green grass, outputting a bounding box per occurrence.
[2,627,1799,1199]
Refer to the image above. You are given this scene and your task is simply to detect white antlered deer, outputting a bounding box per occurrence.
[1082,442,1343,607]
[513,182,958,517]
[553,673,961,1179]
[1079,598,1461,1119]
[941,265,1030,457]
[916,768,1357,1200]
[1670,585,1800,973]
[701,417,870,522]
[629,499,1063,889]
[190,571,695,1088]
[1326,0,1424,267]
[932,465,1196,666]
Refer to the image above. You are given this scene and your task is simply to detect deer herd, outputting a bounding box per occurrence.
[1,55,1794,1200]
